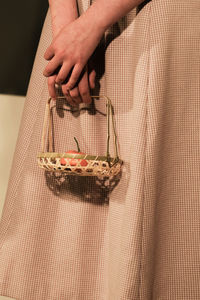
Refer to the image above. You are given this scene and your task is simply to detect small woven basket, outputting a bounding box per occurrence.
[37,95,123,178]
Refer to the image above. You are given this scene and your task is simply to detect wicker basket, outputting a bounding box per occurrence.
[37,95,123,178]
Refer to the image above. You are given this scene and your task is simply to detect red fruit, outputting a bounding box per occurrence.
[60,157,67,165]
[80,159,88,166]
[60,150,78,166]
[60,151,88,167]
[60,137,88,168]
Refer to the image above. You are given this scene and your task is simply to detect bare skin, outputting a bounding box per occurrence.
[47,0,96,106]
[44,0,145,106]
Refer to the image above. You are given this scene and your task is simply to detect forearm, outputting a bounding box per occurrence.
[79,0,145,33]
[48,0,78,38]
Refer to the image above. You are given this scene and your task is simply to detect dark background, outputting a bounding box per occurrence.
[0,1,49,96]
[0,0,151,97]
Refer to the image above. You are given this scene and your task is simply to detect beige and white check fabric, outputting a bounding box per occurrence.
[0,0,200,299]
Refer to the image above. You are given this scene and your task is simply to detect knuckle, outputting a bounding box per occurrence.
[56,48,65,58]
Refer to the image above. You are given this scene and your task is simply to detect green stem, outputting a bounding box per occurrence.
[110,103,119,160]
[74,137,81,152]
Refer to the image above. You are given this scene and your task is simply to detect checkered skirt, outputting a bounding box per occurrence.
[0,0,200,299]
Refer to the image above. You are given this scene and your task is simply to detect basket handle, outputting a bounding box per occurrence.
[41,96,119,162]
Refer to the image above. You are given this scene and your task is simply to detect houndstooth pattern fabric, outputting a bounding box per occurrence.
[0,0,200,299]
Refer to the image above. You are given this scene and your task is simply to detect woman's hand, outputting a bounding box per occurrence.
[45,0,143,102]
[47,60,96,106]
[62,62,96,106]
[43,16,104,91]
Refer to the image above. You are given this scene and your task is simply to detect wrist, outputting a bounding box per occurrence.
[52,15,77,38]
[78,9,107,42]
[49,0,78,38]
[79,2,112,33]
[79,0,143,33]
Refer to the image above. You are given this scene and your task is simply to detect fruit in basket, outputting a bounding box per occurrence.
[60,137,88,167]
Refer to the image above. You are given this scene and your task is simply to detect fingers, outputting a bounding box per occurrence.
[87,57,96,89]
[62,66,91,106]
[88,69,96,89]
[43,55,62,77]
[44,59,84,93]
[55,61,73,85]
[61,86,78,107]
[64,63,83,90]
[62,86,82,107]
[69,87,82,105]
[78,67,92,104]
[45,59,95,106]
[44,44,54,61]
[47,75,57,99]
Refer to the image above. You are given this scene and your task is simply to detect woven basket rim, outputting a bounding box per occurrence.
[37,152,123,163]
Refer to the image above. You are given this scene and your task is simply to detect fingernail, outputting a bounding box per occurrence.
[43,71,49,77]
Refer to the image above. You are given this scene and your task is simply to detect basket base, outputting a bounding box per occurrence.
[38,163,122,179]
[37,156,123,178]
